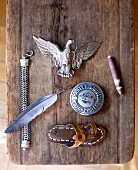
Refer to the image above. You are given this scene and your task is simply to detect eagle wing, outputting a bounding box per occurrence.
[33,36,61,67]
[72,41,102,69]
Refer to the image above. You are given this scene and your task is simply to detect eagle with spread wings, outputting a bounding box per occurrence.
[33,36,102,78]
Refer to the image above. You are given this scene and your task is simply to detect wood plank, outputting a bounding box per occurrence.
[135,0,138,64]
[6,0,134,164]
[119,0,135,163]
[6,0,22,164]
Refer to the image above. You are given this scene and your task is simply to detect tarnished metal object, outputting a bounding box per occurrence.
[20,50,33,149]
[70,82,104,116]
[33,36,102,78]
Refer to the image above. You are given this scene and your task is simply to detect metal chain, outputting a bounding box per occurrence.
[20,50,33,149]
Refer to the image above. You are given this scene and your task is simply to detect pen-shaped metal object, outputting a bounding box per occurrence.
[20,50,33,149]
[108,56,123,95]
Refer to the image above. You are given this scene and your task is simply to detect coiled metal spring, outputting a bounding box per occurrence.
[20,65,30,147]
[20,50,33,149]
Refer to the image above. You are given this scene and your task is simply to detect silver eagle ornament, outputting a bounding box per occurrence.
[33,36,102,78]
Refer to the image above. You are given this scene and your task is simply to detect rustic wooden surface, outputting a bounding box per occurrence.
[6,0,134,165]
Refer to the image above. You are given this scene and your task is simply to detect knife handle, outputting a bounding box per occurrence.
[20,52,32,149]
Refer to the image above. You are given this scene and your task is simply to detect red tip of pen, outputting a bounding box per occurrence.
[118,89,123,95]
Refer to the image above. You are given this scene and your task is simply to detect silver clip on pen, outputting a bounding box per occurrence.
[20,50,34,149]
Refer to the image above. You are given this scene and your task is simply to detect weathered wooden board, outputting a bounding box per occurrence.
[6,0,134,164]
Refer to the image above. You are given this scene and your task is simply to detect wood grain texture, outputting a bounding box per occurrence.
[6,0,134,164]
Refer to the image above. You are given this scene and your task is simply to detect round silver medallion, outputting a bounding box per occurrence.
[70,82,104,116]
